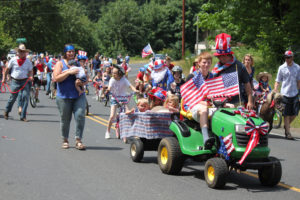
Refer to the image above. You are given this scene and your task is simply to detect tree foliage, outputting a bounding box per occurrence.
[197,0,300,69]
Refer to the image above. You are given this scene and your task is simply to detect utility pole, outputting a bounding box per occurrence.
[182,0,185,58]
[196,15,199,56]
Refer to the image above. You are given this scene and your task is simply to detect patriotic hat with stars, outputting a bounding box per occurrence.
[153,59,165,71]
[284,50,294,57]
[214,33,234,56]
[148,87,167,102]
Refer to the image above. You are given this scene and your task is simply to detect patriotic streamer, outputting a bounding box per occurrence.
[238,118,269,165]
[234,106,258,118]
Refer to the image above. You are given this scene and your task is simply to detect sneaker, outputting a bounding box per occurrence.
[105,131,111,139]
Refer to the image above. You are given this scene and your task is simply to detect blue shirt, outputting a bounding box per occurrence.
[56,60,81,99]
[276,62,300,97]
[92,59,101,70]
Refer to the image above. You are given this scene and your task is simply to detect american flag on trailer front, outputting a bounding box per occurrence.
[141,44,153,58]
[78,50,87,56]
[180,72,209,109]
[206,71,239,98]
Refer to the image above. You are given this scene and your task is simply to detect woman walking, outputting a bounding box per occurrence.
[53,44,87,150]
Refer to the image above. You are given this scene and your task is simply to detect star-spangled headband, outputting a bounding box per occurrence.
[216,47,232,54]
[64,45,75,53]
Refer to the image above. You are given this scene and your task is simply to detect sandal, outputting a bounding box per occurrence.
[75,142,86,150]
[62,142,69,149]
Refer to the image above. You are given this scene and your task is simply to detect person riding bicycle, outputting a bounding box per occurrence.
[168,65,185,99]
[105,64,138,139]
[33,56,45,102]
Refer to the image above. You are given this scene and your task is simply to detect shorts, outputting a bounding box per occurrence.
[33,77,41,88]
[282,95,299,116]
[110,97,128,106]
[191,104,202,122]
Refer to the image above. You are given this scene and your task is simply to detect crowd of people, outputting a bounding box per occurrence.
[1,32,300,150]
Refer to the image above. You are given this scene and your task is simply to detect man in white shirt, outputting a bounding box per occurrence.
[2,44,33,122]
[274,50,300,140]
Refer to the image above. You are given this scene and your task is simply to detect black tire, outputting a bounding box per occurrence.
[85,98,89,116]
[157,137,184,175]
[130,138,144,162]
[204,157,229,189]
[258,157,282,186]
[29,87,37,108]
[272,109,282,129]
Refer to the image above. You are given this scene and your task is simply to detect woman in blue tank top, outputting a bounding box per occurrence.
[53,44,87,150]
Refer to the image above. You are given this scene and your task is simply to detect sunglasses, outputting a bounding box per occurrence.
[285,57,292,59]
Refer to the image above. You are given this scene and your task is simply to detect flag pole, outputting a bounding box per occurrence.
[236,64,242,107]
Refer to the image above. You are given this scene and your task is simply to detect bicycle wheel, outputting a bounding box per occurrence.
[30,87,37,108]
[273,109,282,129]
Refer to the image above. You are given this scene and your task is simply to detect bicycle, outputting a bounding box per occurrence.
[111,93,135,139]
[29,81,37,108]
[272,109,282,129]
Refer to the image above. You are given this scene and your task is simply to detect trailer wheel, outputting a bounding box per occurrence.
[130,138,144,162]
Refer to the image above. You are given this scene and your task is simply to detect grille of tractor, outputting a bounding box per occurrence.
[235,132,268,147]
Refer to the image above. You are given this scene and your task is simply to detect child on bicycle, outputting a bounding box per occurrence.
[93,69,103,97]
[105,64,138,139]
[102,66,111,99]
[164,94,179,112]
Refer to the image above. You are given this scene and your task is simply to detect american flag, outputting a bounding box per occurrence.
[141,44,153,58]
[206,71,239,98]
[180,72,209,109]
[218,134,235,160]
[78,50,87,56]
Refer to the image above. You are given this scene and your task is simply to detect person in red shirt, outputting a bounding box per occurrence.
[164,56,174,71]
[135,67,146,93]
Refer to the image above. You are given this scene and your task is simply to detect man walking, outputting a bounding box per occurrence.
[274,50,300,140]
[2,44,33,122]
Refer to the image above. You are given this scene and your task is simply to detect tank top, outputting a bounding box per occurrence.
[56,60,80,99]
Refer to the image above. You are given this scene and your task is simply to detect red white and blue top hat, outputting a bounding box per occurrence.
[214,33,234,56]
[153,59,165,70]
[148,87,167,102]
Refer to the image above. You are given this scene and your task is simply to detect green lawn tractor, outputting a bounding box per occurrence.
[157,98,282,189]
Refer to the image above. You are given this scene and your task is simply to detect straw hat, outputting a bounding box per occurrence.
[15,44,30,52]
[256,72,272,81]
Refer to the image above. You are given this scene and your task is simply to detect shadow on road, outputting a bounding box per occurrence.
[29,119,60,123]
[85,146,123,151]
[178,164,289,192]
[27,113,57,116]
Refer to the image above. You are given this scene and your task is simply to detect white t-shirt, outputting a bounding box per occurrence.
[8,57,33,79]
[108,76,130,96]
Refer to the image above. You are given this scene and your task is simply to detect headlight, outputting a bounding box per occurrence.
[235,124,246,133]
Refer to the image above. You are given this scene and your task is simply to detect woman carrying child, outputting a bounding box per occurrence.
[53,44,87,150]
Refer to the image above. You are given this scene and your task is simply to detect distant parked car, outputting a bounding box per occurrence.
[154,54,166,61]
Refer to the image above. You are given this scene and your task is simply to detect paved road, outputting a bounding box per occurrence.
[0,63,300,200]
